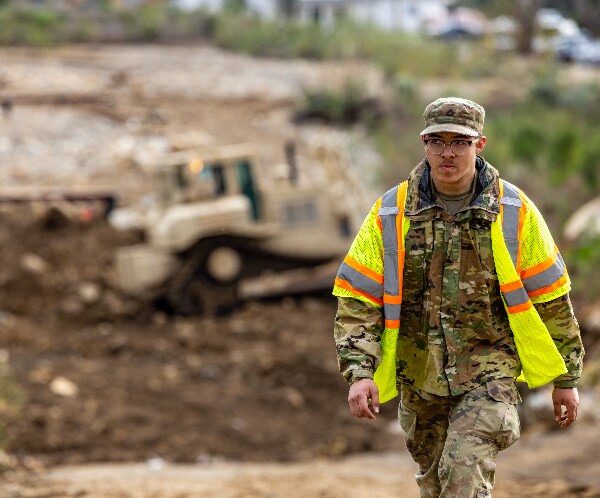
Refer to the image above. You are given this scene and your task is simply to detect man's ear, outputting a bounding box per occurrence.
[476,136,487,153]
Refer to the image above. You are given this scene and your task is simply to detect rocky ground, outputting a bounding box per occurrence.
[0,44,600,497]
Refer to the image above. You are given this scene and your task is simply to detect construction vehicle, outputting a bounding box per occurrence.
[113,142,372,314]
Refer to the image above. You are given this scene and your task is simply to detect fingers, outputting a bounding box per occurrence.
[552,388,579,429]
[369,385,380,416]
[553,395,562,420]
[348,396,373,419]
[348,380,378,421]
[561,400,578,428]
[358,394,376,420]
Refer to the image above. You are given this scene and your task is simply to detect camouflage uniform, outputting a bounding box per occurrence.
[334,158,584,497]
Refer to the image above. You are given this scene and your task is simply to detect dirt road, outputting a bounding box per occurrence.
[4,421,600,497]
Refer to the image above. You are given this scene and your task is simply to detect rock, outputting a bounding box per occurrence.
[20,253,49,275]
[28,366,54,384]
[282,387,305,408]
[185,354,202,371]
[77,282,102,304]
[146,457,167,471]
[229,418,247,432]
[162,365,181,382]
[49,376,79,397]
[564,196,600,242]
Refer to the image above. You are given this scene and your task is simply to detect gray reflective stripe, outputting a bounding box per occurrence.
[502,180,520,199]
[380,186,400,298]
[336,262,383,299]
[523,253,566,293]
[501,181,521,267]
[502,286,529,308]
[384,303,401,321]
[381,186,399,209]
[378,207,399,216]
[500,197,522,207]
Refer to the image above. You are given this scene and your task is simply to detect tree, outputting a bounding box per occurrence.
[461,0,542,53]
[514,0,542,54]
[573,0,600,36]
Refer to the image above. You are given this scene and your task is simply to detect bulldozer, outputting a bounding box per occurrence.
[113,142,373,314]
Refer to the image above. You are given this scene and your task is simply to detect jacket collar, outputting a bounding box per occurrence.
[404,156,500,221]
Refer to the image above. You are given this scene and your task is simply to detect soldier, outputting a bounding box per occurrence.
[333,97,584,497]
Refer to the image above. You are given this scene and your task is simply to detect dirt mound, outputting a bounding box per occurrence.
[0,208,401,466]
[0,206,143,322]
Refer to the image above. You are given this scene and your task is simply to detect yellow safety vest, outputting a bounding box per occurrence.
[334,179,569,403]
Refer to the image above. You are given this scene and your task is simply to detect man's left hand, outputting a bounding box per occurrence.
[552,387,579,428]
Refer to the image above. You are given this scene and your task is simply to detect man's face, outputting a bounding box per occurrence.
[423,131,486,193]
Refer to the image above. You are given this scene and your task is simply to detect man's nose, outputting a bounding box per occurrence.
[441,144,456,157]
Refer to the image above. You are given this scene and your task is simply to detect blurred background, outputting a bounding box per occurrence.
[0,0,600,496]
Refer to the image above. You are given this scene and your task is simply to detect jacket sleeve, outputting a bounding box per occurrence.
[534,294,584,388]
[334,297,384,385]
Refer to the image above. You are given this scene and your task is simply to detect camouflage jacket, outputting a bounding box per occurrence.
[334,158,584,396]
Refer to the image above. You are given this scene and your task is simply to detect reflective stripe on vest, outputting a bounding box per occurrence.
[498,180,568,305]
[522,251,568,298]
[371,181,409,402]
[499,180,524,271]
[336,255,384,305]
[378,185,404,329]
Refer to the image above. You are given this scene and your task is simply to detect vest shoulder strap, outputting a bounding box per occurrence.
[498,179,526,271]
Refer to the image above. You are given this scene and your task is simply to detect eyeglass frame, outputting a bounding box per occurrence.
[422,136,481,156]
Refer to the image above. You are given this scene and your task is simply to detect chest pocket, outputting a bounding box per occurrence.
[467,218,511,342]
[404,224,433,294]
[401,222,433,335]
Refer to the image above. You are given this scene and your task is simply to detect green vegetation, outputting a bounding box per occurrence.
[485,79,600,192]
[566,235,600,299]
[212,15,503,79]
[294,81,383,127]
[0,354,22,456]
[0,3,211,45]
[0,3,499,78]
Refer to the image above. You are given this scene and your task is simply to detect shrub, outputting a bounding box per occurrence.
[565,235,600,303]
[293,81,384,127]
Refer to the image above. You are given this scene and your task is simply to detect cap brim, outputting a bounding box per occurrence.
[420,123,480,137]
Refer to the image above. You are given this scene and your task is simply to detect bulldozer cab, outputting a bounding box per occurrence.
[155,145,261,220]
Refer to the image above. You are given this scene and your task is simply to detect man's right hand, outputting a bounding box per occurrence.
[348,379,379,421]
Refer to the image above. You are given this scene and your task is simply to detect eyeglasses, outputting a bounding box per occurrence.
[423,138,479,155]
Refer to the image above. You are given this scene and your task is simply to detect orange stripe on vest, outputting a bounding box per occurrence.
[334,277,383,306]
[344,255,384,284]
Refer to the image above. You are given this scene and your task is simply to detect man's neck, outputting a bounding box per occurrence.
[432,171,476,196]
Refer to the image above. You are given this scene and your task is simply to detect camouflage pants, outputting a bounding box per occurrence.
[398,379,521,498]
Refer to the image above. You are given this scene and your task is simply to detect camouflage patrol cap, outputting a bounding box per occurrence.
[420,97,485,137]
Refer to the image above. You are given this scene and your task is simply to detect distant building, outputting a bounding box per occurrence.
[174,0,283,19]
[297,0,451,32]
[174,0,454,33]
